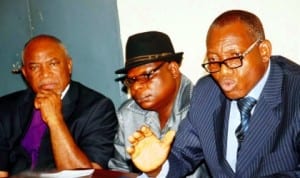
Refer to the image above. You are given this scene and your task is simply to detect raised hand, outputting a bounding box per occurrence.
[127,126,175,174]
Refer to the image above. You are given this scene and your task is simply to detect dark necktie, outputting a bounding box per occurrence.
[21,109,47,169]
[235,97,257,151]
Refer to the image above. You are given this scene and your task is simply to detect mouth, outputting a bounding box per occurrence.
[135,95,151,103]
[39,82,57,90]
[218,78,236,92]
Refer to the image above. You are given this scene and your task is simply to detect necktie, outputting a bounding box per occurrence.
[21,109,47,169]
[235,97,257,150]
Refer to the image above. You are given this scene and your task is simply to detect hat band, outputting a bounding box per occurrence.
[125,52,173,66]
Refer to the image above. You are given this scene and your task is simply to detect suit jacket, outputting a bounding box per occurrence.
[0,81,118,175]
[167,56,300,178]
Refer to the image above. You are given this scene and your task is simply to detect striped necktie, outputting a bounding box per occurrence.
[235,97,257,151]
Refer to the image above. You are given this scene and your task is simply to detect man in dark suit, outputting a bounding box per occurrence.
[126,10,300,177]
[0,34,118,177]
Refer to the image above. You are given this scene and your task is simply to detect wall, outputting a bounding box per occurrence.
[117,0,300,83]
[0,0,126,107]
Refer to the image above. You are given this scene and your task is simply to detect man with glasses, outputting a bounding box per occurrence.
[108,31,210,178]
[127,10,300,178]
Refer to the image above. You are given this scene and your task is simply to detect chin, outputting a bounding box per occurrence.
[224,91,243,100]
[139,102,154,110]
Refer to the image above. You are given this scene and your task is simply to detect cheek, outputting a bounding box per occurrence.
[234,64,260,96]
[155,78,175,95]
[56,69,70,82]
[25,74,41,92]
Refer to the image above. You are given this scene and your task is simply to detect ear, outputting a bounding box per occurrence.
[68,57,73,74]
[168,61,180,78]
[21,66,27,79]
[259,39,272,63]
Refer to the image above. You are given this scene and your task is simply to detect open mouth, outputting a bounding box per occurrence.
[219,79,236,92]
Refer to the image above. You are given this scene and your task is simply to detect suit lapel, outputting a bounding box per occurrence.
[61,81,78,122]
[213,96,235,176]
[236,61,283,175]
[18,90,35,137]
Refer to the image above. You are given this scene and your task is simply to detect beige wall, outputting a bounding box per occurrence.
[117,0,300,83]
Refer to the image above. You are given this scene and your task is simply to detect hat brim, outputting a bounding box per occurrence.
[115,52,183,74]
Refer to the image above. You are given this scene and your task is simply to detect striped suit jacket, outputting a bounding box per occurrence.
[167,56,300,178]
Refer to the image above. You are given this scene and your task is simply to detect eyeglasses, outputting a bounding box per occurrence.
[202,39,262,73]
[124,62,166,88]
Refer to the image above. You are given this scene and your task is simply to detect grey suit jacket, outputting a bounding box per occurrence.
[167,56,300,178]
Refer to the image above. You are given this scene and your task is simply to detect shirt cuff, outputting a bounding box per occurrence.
[137,160,169,178]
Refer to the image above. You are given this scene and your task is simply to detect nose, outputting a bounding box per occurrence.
[130,80,145,91]
[219,63,233,74]
[40,65,51,77]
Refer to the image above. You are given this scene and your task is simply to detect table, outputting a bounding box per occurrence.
[10,169,138,178]
[92,169,138,178]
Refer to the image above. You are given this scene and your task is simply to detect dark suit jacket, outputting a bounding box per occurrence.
[167,56,300,178]
[0,81,118,175]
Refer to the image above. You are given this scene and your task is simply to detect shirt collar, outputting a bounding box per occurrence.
[61,84,70,99]
[246,61,270,100]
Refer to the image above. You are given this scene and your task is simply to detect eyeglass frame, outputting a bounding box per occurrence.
[202,39,262,73]
[123,62,166,88]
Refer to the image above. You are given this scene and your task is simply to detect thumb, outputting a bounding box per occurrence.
[161,130,176,147]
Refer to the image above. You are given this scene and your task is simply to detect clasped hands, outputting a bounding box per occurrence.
[126,126,176,175]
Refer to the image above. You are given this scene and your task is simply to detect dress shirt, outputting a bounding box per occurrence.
[226,62,270,170]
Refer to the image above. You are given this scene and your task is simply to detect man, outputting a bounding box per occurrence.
[127,10,300,178]
[108,31,210,177]
[0,34,118,176]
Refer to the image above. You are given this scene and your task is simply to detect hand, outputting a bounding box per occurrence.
[0,171,8,178]
[127,126,175,174]
[34,89,62,124]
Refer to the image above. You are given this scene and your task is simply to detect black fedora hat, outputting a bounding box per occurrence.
[115,31,183,74]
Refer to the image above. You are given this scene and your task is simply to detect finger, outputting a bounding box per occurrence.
[133,131,145,140]
[141,125,153,137]
[126,146,134,155]
[34,98,42,109]
[161,130,176,147]
[128,135,137,144]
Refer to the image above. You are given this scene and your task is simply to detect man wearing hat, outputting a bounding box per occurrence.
[108,31,210,178]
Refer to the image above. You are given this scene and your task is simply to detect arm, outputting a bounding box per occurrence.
[79,97,118,169]
[35,89,93,169]
[108,112,132,171]
[127,126,175,177]
[0,112,10,177]
[0,171,8,178]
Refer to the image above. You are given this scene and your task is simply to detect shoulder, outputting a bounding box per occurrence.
[270,56,300,89]
[118,99,147,115]
[70,81,112,101]
[180,74,194,94]
[0,89,32,110]
[193,75,220,96]
[67,81,115,109]
[189,75,225,112]
[271,55,300,76]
